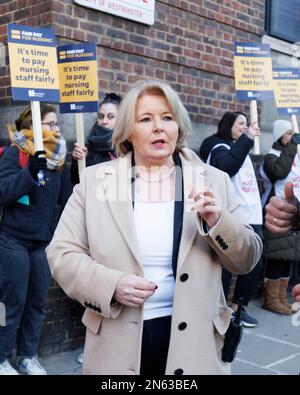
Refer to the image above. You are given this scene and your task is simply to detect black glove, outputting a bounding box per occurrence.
[291,134,300,145]
[28,150,47,180]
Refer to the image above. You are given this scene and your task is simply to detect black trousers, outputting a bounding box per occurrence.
[265,259,291,280]
[222,224,263,306]
[140,315,171,375]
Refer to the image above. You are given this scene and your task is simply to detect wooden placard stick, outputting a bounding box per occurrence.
[75,113,86,179]
[31,101,44,151]
[291,114,300,160]
[250,99,260,155]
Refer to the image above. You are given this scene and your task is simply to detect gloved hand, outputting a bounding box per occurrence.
[28,150,47,180]
[291,133,300,145]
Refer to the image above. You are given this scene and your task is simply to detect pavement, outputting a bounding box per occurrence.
[40,295,300,375]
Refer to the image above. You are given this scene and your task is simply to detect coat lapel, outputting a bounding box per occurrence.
[103,153,142,267]
[176,150,207,271]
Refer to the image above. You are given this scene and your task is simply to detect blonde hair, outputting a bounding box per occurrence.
[113,80,192,156]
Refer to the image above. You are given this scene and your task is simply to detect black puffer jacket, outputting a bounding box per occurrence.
[0,146,70,241]
[263,140,297,183]
[262,139,300,262]
[70,123,115,186]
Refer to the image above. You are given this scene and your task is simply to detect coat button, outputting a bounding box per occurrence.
[174,368,183,375]
[216,235,221,241]
[180,273,189,282]
[178,322,187,330]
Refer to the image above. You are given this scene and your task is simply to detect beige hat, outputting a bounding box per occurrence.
[273,120,292,141]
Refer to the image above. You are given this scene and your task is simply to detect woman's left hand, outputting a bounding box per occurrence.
[246,121,260,140]
[189,186,222,228]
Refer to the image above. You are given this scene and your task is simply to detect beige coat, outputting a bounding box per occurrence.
[46,148,262,375]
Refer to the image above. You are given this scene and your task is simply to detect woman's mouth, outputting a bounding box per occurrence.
[152,139,166,148]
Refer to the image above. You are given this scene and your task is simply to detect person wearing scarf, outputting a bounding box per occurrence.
[70,93,121,186]
[0,104,69,375]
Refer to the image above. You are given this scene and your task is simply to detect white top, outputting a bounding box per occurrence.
[134,200,175,321]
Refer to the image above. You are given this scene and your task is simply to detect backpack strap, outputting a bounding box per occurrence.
[0,147,29,168]
[18,150,29,168]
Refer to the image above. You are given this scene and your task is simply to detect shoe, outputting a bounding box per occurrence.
[0,360,19,375]
[17,357,47,375]
[263,279,292,315]
[241,307,258,328]
[77,352,83,364]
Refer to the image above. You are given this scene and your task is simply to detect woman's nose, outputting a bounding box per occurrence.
[153,120,163,132]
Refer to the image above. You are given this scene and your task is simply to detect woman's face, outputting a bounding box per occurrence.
[231,114,248,141]
[280,130,293,145]
[41,112,60,132]
[97,103,118,129]
[130,94,179,168]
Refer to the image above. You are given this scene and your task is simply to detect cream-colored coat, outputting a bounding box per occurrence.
[46,148,262,375]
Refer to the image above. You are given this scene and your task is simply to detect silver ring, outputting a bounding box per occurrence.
[274,217,277,223]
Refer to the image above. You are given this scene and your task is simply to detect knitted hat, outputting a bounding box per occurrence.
[273,120,292,141]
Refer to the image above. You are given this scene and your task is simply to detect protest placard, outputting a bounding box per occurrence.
[234,42,274,154]
[273,68,300,158]
[273,68,300,116]
[57,43,98,114]
[7,24,59,103]
[57,43,99,174]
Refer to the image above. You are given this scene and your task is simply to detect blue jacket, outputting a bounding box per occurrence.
[0,146,71,241]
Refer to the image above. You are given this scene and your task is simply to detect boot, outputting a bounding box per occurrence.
[279,278,298,313]
[263,279,292,315]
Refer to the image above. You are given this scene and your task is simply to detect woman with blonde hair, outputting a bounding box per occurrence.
[47,80,262,375]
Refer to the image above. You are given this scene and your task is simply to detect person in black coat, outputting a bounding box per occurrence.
[70,93,122,186]
[0,104,69,375]
[261,120,300,315]
[200,111,262,328]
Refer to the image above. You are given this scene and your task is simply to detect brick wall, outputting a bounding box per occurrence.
[0,0,267,355]
[0,0,266,123]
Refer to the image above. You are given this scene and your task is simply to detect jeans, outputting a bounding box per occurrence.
[0,231,51,362]
[222,224,263,306]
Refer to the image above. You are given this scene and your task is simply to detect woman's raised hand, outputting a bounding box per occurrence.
[189,186,222,228]
[72,142,88,160]
[246,121,260,140]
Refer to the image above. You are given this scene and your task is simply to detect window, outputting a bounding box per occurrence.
[266,0,300,43]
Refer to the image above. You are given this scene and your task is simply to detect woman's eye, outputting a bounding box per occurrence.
[163,115,173,121]
[140,117,151,122]
[107,114,116,120]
